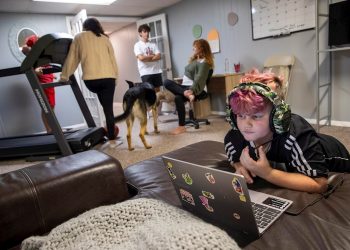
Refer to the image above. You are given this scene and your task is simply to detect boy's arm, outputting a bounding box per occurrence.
[151,53,161,61]
[136,54,159,62]
[240,146,328,193]
[262,168,328,193]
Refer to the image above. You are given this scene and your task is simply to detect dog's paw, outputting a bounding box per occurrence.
[145,145,152,149]
[128,147,135,151]
[154,129,160,134]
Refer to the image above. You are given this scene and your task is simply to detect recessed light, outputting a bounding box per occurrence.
[32,0,117,5]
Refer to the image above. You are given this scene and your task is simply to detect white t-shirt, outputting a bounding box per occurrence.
[134,40,162,77]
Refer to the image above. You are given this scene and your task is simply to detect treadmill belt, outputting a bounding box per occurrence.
[0,127,105,159]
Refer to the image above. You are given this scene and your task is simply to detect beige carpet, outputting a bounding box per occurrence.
[96,114,231,168]
[1,112,350,174]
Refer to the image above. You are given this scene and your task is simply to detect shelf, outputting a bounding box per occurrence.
[318,47,350,53]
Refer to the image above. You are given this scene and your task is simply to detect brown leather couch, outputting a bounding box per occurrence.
[1,140,349,249]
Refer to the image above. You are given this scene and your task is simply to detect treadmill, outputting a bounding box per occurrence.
[0,33,106,160]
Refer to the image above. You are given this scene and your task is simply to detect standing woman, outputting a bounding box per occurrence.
[164,39,214,135]
[60,17,118,141]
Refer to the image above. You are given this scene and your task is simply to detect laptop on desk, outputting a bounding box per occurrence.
[162,156,293,238]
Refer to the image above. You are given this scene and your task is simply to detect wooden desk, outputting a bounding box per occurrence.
[207,73,243,114]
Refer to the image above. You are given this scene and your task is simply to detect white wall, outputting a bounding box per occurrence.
[109,23,139,103]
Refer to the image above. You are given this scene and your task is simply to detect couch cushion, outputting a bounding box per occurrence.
[0,150,130,249]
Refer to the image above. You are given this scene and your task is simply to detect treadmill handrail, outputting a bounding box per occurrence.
[41,81,71,89]
[0,67,22,77]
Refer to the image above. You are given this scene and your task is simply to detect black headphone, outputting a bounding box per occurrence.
[226,82,291,134]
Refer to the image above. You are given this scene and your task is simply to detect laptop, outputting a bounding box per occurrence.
[162,156,293,238]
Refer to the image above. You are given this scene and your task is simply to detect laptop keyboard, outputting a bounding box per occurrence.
[251,202,281,229]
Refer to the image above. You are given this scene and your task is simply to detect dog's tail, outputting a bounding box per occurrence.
[114,95,137,123]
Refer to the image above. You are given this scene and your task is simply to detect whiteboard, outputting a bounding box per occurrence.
[251,0,315,40]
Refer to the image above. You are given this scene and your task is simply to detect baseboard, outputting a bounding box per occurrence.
[211,111,226,116]
[305,119,350,127]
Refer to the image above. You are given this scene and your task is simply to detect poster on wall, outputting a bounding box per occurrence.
[207,28,220,53]
[250,0,315,40]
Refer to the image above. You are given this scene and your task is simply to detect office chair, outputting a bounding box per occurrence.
[185,69,214,129]
[263,55,295,99]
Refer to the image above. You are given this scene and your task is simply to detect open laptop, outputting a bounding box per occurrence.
[162,156,293,238]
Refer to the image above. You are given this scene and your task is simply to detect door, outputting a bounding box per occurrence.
[136,13,173,80]
[66,9,105,128]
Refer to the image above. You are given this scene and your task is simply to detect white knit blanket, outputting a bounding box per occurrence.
[21,198,240,250]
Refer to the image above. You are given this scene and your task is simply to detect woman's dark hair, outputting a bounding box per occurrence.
[83,17,108,37]
[138,24,151,33]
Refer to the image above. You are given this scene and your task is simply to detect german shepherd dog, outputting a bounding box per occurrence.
[114,81,160,151]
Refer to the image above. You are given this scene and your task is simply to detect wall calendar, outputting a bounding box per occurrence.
[250,0,315,40]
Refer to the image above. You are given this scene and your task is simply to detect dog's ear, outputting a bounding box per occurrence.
[125,80,134,88]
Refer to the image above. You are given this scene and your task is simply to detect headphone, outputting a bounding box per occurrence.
[226,82,291,134]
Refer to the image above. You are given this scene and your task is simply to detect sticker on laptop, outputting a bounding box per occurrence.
[232,177,246,202]
[182,172,193,185]
[199,195,214,212]
[205,172,216,184]
[202,190,215,199]
[166,162,176,180]
[180,188,195,206]
[233,212,241,220]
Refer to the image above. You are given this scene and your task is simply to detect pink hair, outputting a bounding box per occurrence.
[229,88,270,115]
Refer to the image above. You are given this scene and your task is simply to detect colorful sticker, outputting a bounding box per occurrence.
[232,177,246,202]
[182,172,193,185]
[199,195,214,212]
[205,172,216,184]
[239,195,246,202]
[166,162,176,180]
[233,212,241,220]
[232,177,243,195]
[202,190,215,199]
[180,188,195,206]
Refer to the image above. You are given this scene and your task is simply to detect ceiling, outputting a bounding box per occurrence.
[0,0,182,33]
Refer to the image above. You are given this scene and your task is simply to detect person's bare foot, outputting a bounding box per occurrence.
[170,126,186,135]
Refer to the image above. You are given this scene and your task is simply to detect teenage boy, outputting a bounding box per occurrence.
[224,82,350,193]
[134,24,162,92]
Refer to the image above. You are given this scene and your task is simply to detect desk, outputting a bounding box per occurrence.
[207,73,243,115]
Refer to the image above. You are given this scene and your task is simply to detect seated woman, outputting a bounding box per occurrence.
[164,39,214,135]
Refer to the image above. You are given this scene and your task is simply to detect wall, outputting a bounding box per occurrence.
[109,23,139,103]
[162,0,350,125]
[0,13,85,137]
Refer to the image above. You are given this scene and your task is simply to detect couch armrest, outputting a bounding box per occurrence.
[0,150,130,249]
